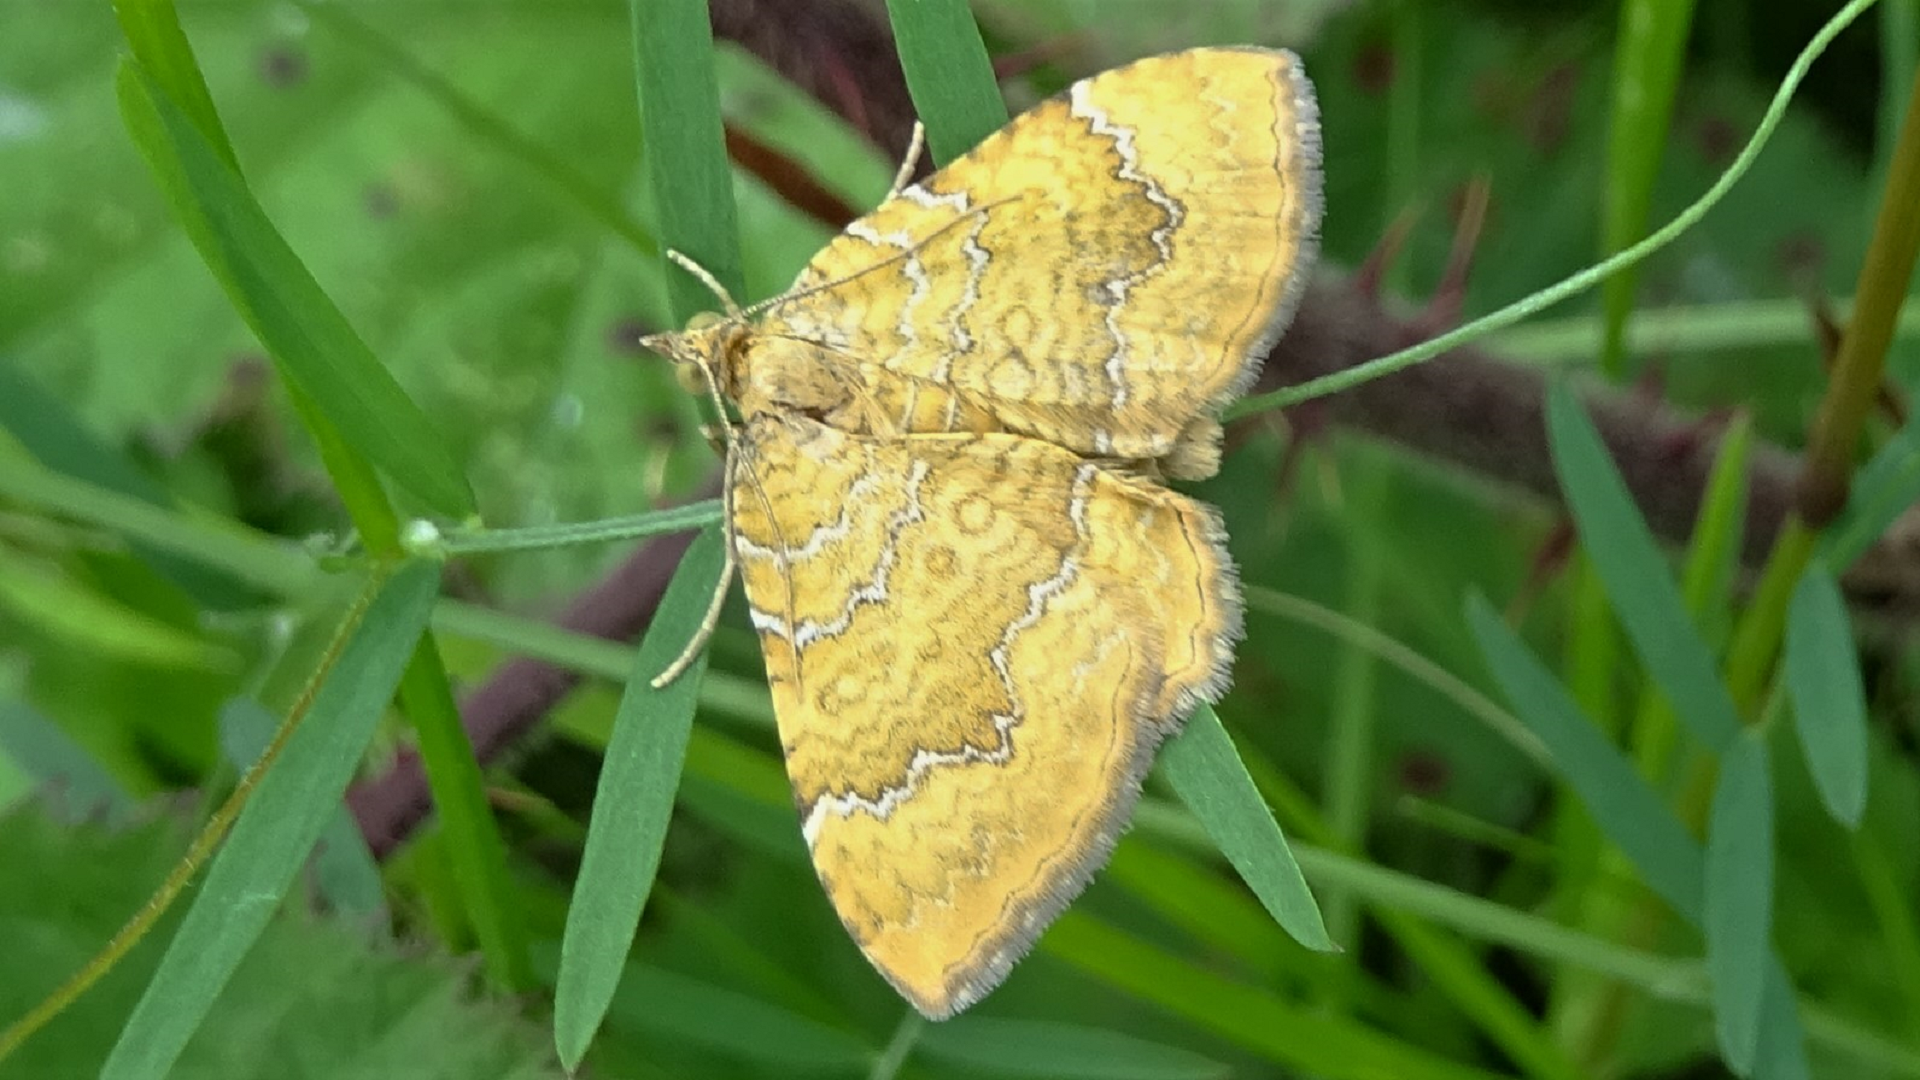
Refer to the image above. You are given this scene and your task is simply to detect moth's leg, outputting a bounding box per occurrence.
[649,537,736,689]
[651,436,741,689]
[885,121,927,202]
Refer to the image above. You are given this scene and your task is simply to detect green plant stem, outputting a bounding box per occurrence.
[1228,0,1878,418]
[867,1012,926,1080]
[428,502,723,557]
[1491,293,1920,364]
[0,570,388,1064]
[1723,517,1818,716]
[1250,759,1587,1080]
[397,641,534,990]
[1725,69,1920,710]
[1383,0,1422,294]
[1801,66,1920,524]
[1599,0,1699,378]
[1321,466,1390,952]
[1244,585,1545,762]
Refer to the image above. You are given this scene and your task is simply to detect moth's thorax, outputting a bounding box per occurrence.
[732,332,1001,438]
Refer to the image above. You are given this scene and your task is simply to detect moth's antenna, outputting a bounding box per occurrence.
[885,121,927,201]
[667,249,742,318]
[735,196,1013,322]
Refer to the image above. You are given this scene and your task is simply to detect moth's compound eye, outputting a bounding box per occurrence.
[674,360,706,396]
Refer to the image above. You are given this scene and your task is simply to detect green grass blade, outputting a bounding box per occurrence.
[920,1016,1229,1079]
[1784,565,1871,826]
[603,964,870,1069]
[1598,0,1699,376]
[1630,412,1753,786]
[110,0,239,172]
[397,638,533,989]
[0,456,318,599]
[883,0,1008,164]
[1044,912,1507,1080]
[1228,0,1879,419]
[0,556,229,671]
[1464,593,1704,919]
[1853,832,1920,1039]
[0,366,253,608]
[1158,706,1333,952]
[1706,728,1774,1074]
[1679,412,1753,644]
[633,0,744,317]
[1470,594,1812,1074]
[1546,382,1742,749]
[113,63,474,520]
[554,527,727,1068]
[99,562,440,1080]
[1105,841,1294,971]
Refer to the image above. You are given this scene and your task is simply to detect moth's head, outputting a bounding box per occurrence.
[640,310,750,399]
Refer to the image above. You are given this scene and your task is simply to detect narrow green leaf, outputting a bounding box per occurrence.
[216,699,386,922]
[1546,382,1742,749]
[0,557,230,671]
[1105,841,1293,971]
[100,562,440,1080]
[1706,728,1774,1075]
[0,455,318,599]
[1784,565,1871,826]
[1757,959,1813,1080]
[1464,593,1704,919]
[1826,410,1920,568]
[0,366,253,608]
[1630,413,1753,788]
[1159,706,1334,952]
[603,965,869,1069]
[921,1016,1229,1080]
[554,527,727,1068]
[1679,412,1753,641]
[1853,831,1920,1040]
[111,0,407,557]
[884,0,1008,164]
[633,0,744,319]
[1465,595,1814,1074]
[113,62,475,520]
[110,0,240,172]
